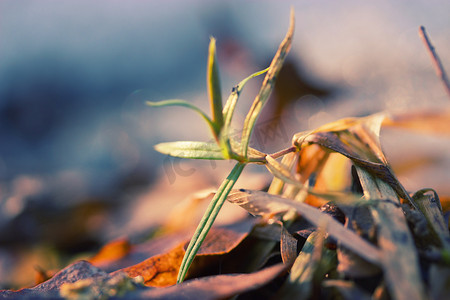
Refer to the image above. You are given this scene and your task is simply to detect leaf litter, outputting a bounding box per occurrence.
[2,9,450,300]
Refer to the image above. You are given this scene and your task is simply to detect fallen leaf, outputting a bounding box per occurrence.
[280,225,298,265]
[227,189,381,265]
[116,219,255,287]
[116,243,185,287]
[131,263,288,300]
[59,271,143,300]
[88,239,131,268]
[0,261,109,299]
[191,218,255,256]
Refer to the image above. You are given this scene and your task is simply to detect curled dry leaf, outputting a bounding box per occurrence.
[280,225,298,265]
[227,189,381,265]
[294,114,412,204]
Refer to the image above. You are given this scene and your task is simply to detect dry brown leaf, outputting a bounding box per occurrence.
[412,189,450,249]
[0,261,110,299]
[115,219,254,287]
[304,152,352,207]
[295,114,414,207]
[280,225,298,265]
[192,221,254,256]
[133,263,288,299]
[34,266,57,286]
[88,239,131,268]
[118,242,185,287]
[355,167,426,300]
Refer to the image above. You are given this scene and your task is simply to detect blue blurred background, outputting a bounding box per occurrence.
[1,0,450,288]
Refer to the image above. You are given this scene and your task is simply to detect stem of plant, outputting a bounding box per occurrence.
[419,26,450,99]
[177,162,245,283]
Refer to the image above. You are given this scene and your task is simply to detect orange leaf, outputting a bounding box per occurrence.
[118,243,185,287]
[88,239,131,268]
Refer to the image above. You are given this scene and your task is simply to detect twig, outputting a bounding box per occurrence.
[419,26,450,99]
[269,146,297,160]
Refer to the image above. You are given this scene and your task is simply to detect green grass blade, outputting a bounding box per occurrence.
[177,162,245,283]
[207,37,224,132]
[240,9,295,157]
[154,141,226,160]
[146,100,218,137]
[220,67,269,158]
[222,67,270,123]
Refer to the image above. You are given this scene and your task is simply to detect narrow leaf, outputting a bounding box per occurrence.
[222,67,269,123]
[207,37,224,131]
[278,229,337,300]
[147,100,218,137]
[267,152,297,195]
[278,231,319,300]
[355,166,426,300]
[280,225,298,265]
[240,9,295,157]
[220,67,269,158]
[413,189,450,249]
[177,163,245,283]
[154,141,225,160]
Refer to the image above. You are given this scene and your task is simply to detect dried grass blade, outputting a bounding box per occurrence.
[227,189,381,265]
[413,189,450,249]
[240,9,295,157]
[355,166,426,300]
[154,141,225,160]
[278,229,336,300]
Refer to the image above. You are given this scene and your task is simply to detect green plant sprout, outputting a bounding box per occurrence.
[148,10,295,283]
[147,10,441,297]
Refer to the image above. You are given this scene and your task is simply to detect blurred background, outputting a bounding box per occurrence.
[1,0,450,288]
